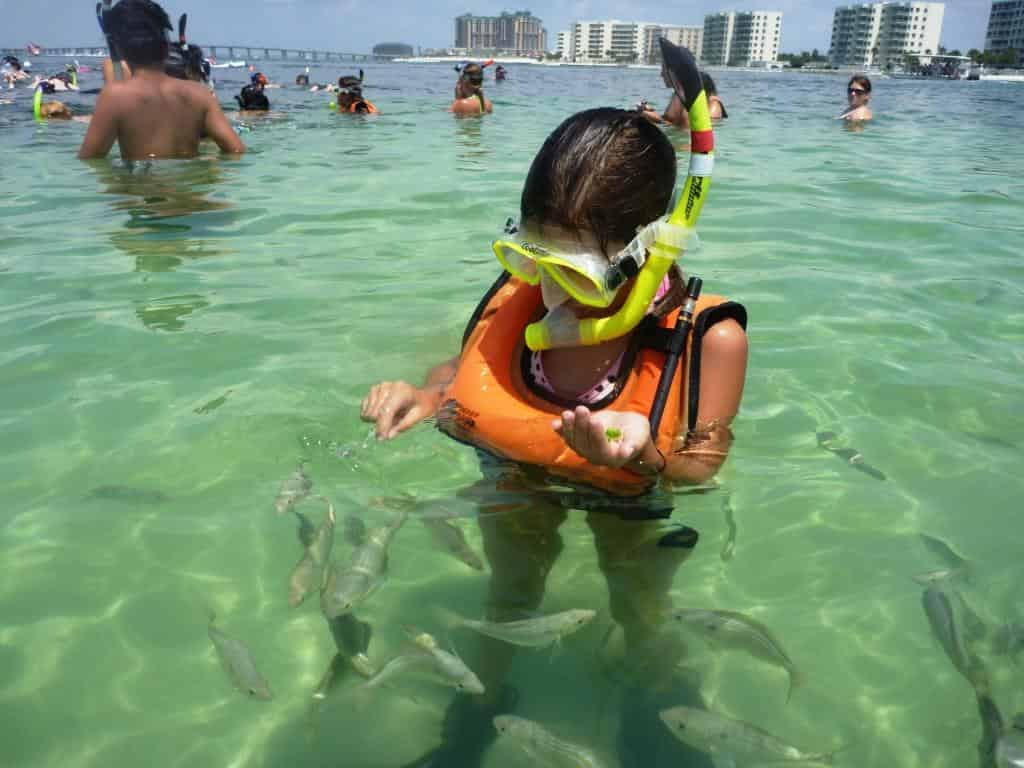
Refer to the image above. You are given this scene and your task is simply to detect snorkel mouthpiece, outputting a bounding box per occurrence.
[524,40,714,352]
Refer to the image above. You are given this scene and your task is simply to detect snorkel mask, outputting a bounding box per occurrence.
[495,39,715,351]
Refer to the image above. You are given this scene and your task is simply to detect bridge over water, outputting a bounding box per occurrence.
[1,45,383,63]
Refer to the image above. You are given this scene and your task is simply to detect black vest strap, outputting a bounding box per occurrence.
[685,302,748,433]
[461,271,511,350]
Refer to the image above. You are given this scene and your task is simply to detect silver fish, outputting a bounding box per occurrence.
[659,706,835,763]
[288,498,336,607]
[361,653,432,691]
[446,608,597,648]
[912,568,967,587]
[421,517,485,571]
[815,431,886,481]
[320,513,406,619]
[400,627,485,694]
[998,715,1024,768]
[672,608,801,703]
[274,463,312,515]
[312,653,350,702]
[921,585,989,692]
[493,715,607,767]
[327,613,376,678]
[919,533,972,577]
[721,493,737,562]
[207,614,273,700]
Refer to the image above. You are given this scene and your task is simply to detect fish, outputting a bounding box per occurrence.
[400,627,485,693]
[360,652,432,691]
[815,431,886,481]
[320,512,407,619]
[998,715,1024,768]
[912,568,967,587]
[720,493,737,562]
[207,614,273,700]
[659,706,837,763]
[919,533,973,579]
[977,691,1004,768]
[288,498,336,607]
[327,613,376,678]
[343,513,367,547]
[274,463,312,515]
[421,517,485,571]
[993,623,1024,659]
[443,608,597,648]
[921,585,989,692]
[493,714,607,767]
[671,608,801,703]
[85,485,169,504]
[294,510,316,548]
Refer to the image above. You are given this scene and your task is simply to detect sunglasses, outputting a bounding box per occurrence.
[848,88,868,96]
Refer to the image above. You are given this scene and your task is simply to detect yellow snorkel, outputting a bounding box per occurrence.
[524,39,714,352]
[32,85,43,122]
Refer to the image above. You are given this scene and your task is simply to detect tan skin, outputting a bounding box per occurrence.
[361,229,748,486]
[450,78,493,116]
[640,65,690,130]
[841,83,873,121]
[79,63,245,160]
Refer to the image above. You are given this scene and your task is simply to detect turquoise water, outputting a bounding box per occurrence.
[2,60,1023,767]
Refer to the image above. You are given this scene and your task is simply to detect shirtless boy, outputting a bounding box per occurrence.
[79,0,244,160]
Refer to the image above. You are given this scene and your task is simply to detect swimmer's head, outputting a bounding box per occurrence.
[250,71,268,88]
[519,108,676,257]
[461,63,484,89]
[106,0,173,69]
[848,74,872,99]
[296,73,309,86]
[40,101,73,120]
[166,42,208,82]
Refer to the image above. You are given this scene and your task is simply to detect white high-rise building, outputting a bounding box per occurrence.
[555,30,572,60]
[643,25,704,64]
[985,0,1024,61]
[702,11,782,66]
[829,2,945,68]
[571,20,647,63]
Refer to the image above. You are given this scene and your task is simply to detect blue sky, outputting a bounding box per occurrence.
[2,0,997,54]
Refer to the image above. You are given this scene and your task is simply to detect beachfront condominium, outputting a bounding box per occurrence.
[568,21,703,63]
[555,30,571,60]
[829,2,945,68]
[702,11,783,66]
[644,25,704,64]
[453,10,547,55]
[985,0,1024,62]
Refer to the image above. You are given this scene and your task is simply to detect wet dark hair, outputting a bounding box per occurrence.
[461,63,484,87]
[848,75,872,93]
[166,42,206,81]
[296,73,309,86]
[106,0,172,68]
[520,107,677,254]
[701,72,718,96]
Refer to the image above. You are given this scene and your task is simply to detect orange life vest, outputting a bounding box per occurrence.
[438,275,744,497]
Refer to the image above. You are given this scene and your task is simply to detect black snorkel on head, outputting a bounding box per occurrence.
[658,38,702,112]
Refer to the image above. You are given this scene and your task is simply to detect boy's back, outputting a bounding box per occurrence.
[79,0,244,160]
[79,70,243,160]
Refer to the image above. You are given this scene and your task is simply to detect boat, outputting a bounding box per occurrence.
[26,42,41,56]
[209,60,247,69]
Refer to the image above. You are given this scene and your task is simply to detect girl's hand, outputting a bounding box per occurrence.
[553,406,651,469]
[360,381,439,440]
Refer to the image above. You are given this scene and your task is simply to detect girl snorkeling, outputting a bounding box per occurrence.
[363,40,747,768]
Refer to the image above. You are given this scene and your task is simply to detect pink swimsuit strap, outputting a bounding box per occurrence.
[530,275,672,405]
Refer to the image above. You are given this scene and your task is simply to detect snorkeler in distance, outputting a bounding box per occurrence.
[450,62,493,116]
[79,0,245,159]
[639,58,689,129]
[495,64,507,81]
[702,72,727,119]
[296,68,310,87]
[236,72,270,111]
[840,75,873,121]
[364,38,747,768]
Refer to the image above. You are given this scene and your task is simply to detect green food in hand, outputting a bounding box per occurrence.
[605,428,623,441]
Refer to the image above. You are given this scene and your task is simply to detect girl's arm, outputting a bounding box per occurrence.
[627,319,748,484]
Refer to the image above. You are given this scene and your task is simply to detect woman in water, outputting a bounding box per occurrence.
[363,45,746,768]
[450,63,492,116]
[702,72,728,119]
[841,75,873,121]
